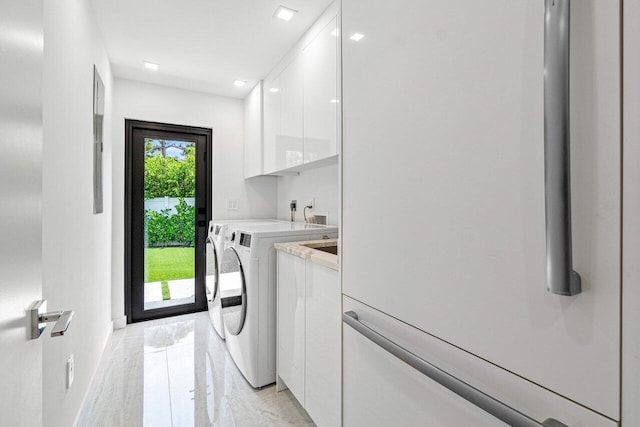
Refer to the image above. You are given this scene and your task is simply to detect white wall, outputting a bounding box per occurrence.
[111,78,277,324]
[277,164,339,226]
[42,0,114,426]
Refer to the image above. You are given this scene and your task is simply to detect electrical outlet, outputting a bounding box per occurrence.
[226,198,239,211]
[67,354,74,388]
[308,198,314,210]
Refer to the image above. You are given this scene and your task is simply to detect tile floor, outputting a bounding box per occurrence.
[77,312,314,426]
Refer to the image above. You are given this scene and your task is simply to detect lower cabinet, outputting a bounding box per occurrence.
[342,296,617,427]
[277,252,306,401]
[277,251,341,427]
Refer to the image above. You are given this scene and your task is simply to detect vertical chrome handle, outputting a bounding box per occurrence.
[544,0,581,296]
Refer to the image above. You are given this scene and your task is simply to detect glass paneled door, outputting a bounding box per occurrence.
[126,120,212,322]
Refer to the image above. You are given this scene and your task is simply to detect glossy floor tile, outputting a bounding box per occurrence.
[78,312,314,427]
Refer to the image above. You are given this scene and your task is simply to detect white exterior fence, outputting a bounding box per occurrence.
[144,197,195,214]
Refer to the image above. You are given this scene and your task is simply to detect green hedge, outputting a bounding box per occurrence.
[145,198,195,247]
[144,153,195,199]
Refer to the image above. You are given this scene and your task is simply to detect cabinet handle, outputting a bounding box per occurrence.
[343,311,567,427]
[544,0,581,296]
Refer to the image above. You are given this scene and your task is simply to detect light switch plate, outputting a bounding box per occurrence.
[226,198,239,211]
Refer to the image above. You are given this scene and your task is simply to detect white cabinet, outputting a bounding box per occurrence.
[277,55,304,171]
[342,0,620,420]
[304,261,341,427]
[343,296,617,427]
[303,17,338,164]
[263,55,304,174]
[277,252,306,401]
[243,82,263,178]
[277,251,341,427]
[263,73,280,174]
[261,10,339,175]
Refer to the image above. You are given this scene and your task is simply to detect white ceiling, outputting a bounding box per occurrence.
[90,0,333,98]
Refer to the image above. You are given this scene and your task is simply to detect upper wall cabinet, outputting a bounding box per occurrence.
[263,72,280,174]
[244,82,263,178]
[264,54,304,174]
[261,6,339,176]
[303,17,338,164]
[279,55,304,171]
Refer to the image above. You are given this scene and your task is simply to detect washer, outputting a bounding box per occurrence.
[205,219,284,339]
[219,222,338,388]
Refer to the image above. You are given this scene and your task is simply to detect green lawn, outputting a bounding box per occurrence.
[144,247,195,283]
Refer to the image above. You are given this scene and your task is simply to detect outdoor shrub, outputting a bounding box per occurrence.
[144,198,195,247]
[144,152,195,199]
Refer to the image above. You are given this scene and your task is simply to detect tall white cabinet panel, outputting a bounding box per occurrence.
[342,297,617,427]
[305,262,340,427]
[342,0,620,419]
[0,0,44,425]
[277,56,304,171]
[263,73,280,174]
[303,17,338,164]
[243,82,263,178]
[277,252,306,401]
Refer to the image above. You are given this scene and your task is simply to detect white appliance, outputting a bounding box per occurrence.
[341,0,620,425]
[206,219,284,339]
[219,222,338,388]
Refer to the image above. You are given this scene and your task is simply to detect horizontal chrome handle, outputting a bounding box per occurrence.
[343,311,567,427]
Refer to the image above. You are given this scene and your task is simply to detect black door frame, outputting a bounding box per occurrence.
[125,119,212,323]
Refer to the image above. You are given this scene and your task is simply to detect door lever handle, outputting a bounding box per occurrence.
[30,300,74,339]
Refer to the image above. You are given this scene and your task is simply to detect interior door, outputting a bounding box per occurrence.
[0,0,44,425]
[342,0,620,419]
[126,120,212,322]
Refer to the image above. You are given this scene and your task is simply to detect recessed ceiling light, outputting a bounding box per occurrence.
[144,61,159,71]
[233,80,247,87]
[269,87,280,93]
[330,99,340,104]
[274,5,297,22]
[350,33,365,41]
[330,28,339,37]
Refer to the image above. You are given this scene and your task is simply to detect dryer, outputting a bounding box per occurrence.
[205,219,284,339]
[219,222,338,388]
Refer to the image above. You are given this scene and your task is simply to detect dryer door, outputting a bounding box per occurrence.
[219,247,247,335]
[205,237,217,303]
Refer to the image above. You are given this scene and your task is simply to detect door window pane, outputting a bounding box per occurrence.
[143,138,196,310]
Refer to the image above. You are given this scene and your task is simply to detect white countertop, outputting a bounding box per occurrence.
[275,239,339,271]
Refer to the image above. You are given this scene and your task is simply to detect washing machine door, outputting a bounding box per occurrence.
[219,247,247,335]
[205,237,218,303]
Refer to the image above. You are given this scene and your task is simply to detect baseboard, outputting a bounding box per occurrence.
[112,315,127,330]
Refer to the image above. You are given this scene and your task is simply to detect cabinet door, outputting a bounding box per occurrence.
[343,297,617,427]
[342,0,620,418]
[263,73,280,174]
[305,262,340,427]
[243,82,263,178]
[303,17,338,164]
[277,56,304,170]
[277,252,305,402]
